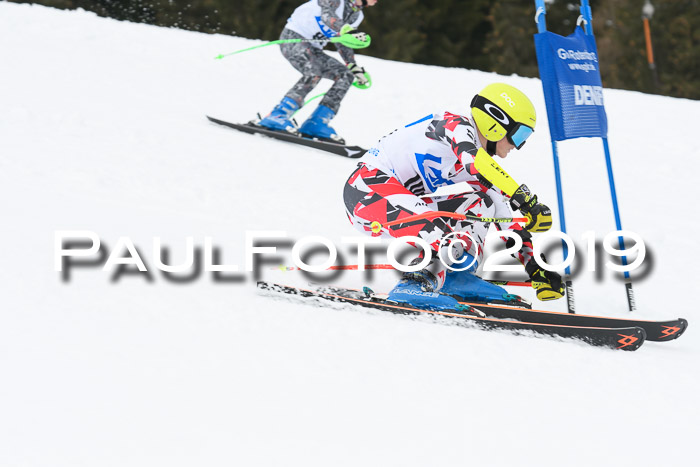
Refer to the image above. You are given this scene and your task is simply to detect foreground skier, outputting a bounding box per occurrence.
[343,83,565,310]
[257,0,377,143]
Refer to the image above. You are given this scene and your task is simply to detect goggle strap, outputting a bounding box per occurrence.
[471,95,517,134]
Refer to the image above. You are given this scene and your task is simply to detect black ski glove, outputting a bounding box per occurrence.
[510,184,553,232]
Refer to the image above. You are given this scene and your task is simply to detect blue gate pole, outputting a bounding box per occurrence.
[581,0,636,311]
[580,0,594,34]
[602,138,636,311]
[550,140,576,313]
[535,0,576,313]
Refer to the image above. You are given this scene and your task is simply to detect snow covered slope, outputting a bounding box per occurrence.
[1,3,698,466]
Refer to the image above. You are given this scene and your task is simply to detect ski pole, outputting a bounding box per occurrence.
[291,87,364,118]
[377,211,527,232]
[290,93,327,118]
[215,34,371,59]
[215,39,327,59]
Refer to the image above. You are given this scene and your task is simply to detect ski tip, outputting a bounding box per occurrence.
[656,318,689,341]
[344,147,366,158]
[615,327,646,351]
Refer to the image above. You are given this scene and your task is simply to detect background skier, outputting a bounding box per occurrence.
[343,82,565,310]
[257,0,377,143]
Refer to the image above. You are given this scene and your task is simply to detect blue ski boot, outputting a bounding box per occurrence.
[386,258,484,316]
[441,255,529,307]
[258,97,299,132]
[298,105,343,143]
[386,276,461,312]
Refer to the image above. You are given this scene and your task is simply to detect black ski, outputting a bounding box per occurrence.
[463,299,687,343]
[206,116,366,158]
[257,282,646,351]
[319,284,686,343]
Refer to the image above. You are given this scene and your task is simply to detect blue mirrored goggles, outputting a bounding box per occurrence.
[507,123,534,149]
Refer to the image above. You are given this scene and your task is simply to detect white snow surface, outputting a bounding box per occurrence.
[1,3,699,466]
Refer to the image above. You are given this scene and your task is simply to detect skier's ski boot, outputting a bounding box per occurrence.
[386,265,484,317]
[441,268,530,308]
[258,97,299,133]
[386,276,459,311]
[298,105,344,143]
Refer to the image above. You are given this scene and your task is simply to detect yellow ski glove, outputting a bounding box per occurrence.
[509,184,553,232]
[525,258,565,301]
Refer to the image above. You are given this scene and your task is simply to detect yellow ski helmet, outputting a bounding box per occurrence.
[470,83,536,153]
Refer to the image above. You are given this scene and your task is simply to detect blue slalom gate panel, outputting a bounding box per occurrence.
[534,26,608,141]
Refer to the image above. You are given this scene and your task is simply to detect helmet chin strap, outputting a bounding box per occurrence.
[486,140,497,156]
